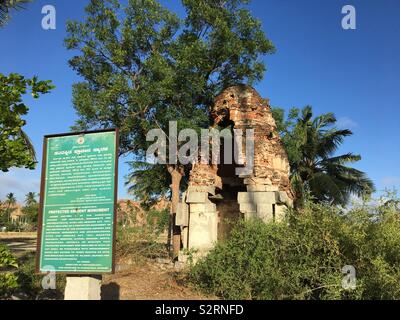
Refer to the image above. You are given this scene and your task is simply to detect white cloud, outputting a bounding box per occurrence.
[336,117,359,130]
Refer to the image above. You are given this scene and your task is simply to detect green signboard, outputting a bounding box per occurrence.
[36,129,118,274]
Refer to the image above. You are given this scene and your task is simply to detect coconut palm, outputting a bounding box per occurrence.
[5,193,16,206]
[4,192,17,222]
[279,106,375,207]
[0,0,31,26]
[24,192,37,206]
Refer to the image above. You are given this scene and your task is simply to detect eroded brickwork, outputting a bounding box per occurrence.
[191,84,294,200]
[177,85,294,260]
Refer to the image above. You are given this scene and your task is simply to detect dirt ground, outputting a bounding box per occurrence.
[102,260,214,300]
[1,232,214,300]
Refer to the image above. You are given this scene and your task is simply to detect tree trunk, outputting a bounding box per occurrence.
[167,165,184,260]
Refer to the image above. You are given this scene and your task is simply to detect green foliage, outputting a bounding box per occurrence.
[15,252,65,300]
[0,206,8,226]
[22,202,39,227]
[190,198,400,300]
[146,208,169,234]
[0,73,54,172]
[126,161,171,205]
[0,247,66,299]
[0,243,18,297]
[272,106,375,207]
[0,243,18,268]
[65,0,275,200]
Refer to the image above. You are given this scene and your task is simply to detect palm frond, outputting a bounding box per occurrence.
[0,0,31,26]
[308,172,346,205]
[316,129,353,158]
[320,153,361,166]
[313,112,336,131]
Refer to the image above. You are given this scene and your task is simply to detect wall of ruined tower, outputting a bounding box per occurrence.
[176,85,294,260]
[212,85,294,200]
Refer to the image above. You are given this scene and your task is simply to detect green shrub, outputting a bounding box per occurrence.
[190,200,400,300]
[15,252,66,300]
[0,243,18,298]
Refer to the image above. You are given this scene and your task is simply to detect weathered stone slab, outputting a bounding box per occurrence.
[256,204,274,222]
[246,185,267,192]
[243,177,272,185]
[176,202,189,226]
[190,203,205,213]
[246,184,279,192]
[244,211,258,220]
[64,276,101,300]
[186,191,208,203]
[187,186,216,196]
[237,192,277,204]
[181,226,188,249]
[188,211,218,251]
[239,202,257,213]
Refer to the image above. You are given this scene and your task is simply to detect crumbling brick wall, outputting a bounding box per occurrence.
[190,84,294,200]
[177,85,294,259]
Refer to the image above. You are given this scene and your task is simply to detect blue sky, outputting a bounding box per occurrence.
[0,0,399,202]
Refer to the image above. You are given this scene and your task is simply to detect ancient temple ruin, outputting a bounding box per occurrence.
[176,85,294,258]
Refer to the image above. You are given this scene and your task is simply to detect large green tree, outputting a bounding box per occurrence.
[0,73,54,172]
[1,1,54,172]
[65,0,275,256]
[272,106,375,207]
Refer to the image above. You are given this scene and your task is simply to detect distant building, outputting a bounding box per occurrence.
[0,203,27,224]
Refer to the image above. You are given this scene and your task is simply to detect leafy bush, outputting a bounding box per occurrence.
[1,246,65,299]
[15,252,65,300]
[190,200,400,300]
[0,243,18,297]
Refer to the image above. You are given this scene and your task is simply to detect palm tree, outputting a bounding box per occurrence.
[5,192,16,206]
[0,0,31,26]
[280,106,375,207]
[24,192,37,206]
[4,192,17,222]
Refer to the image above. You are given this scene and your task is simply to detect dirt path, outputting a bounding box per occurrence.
[102,260,214,300]
[0,232,37,258]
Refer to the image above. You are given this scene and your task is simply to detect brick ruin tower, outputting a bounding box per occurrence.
[176,85,294,259]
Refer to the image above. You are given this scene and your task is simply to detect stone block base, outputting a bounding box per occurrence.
[64,275,102,300]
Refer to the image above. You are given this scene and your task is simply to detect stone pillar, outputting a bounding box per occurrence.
[238,190,292,223]
[64,275,102,300]
[176,187,218,261]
